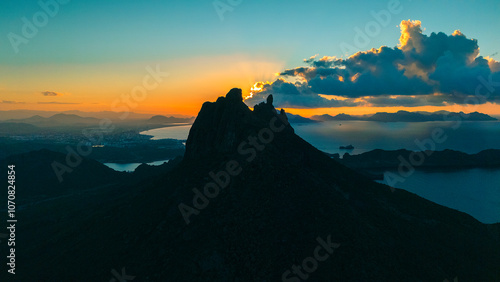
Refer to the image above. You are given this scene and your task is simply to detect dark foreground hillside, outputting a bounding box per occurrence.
[3,89,499,281]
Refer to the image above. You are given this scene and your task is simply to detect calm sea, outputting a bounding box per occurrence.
[379,168,500,224]
[141,125,191,140]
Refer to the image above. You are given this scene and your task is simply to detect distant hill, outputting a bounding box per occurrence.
[147,115,194,124]
[20,115,46,123]
[48,113,101,124]
[0,122,40,134]
[0,149,185,204]
[340,148,500,169]
[282,112,317,123]
[0,149,125,202]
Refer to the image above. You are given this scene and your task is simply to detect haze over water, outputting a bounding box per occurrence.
[141,125,192,141]
[141,120,500,155]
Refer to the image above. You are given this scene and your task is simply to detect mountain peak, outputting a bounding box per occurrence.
[184,89,290,160]
[266,94,273,105]
[225,87,243,102]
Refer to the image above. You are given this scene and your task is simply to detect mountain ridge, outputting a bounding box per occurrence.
[311,110,497,122]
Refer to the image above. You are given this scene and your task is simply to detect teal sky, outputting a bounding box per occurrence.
[2,0,499,66]
[1,0,499,115]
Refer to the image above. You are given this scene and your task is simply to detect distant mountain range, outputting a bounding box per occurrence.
[312,113,357,121]
[0,109,193,121]
[311,110,497,122]
[5,113,102,127]
[281,112,318,123]
[147,115,194,124]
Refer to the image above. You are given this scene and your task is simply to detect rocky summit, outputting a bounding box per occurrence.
[185,88,291,160]
[12,88,500,281]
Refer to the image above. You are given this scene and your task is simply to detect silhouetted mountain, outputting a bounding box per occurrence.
[454,111,498,121]
[20,115,46,123]
[0,149,124,203]
[131,156,182,180]
[283,113,318,123]
[147,115,194,124]
[310,110,497,122]
[48,113,100,124]
[0,122,40,134]
[10,89,500,281]
[312,113,359,121]
[340,148,500,169]
[369,111,424,122]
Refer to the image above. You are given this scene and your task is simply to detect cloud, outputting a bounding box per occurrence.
[247,20,500,108]
[1,100,25,104]
[246,78,361,108]
[38,102,80,105]
[303,54,319,64]
[41,91,63,97]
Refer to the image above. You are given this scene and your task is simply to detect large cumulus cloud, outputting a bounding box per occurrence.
[247,20,500,108]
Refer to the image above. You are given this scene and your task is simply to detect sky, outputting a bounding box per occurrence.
[1,0,500,117]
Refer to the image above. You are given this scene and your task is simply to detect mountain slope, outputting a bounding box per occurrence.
[0,149,125,203]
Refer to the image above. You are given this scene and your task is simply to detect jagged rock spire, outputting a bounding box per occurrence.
[184,88,291,160]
